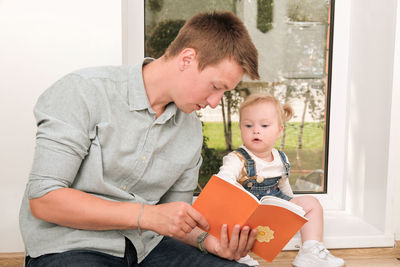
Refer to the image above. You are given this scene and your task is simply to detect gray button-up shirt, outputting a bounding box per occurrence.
[19,58,203,262]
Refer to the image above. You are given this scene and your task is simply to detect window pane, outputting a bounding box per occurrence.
[144,0,333,194]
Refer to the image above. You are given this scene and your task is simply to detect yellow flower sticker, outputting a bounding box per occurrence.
[256,226,274,243]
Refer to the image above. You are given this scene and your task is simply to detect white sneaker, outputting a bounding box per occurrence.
[292,242,345,267]
[237,254,259,266]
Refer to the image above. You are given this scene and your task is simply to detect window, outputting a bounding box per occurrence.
[144,0,334,194]
[125,0,398,249]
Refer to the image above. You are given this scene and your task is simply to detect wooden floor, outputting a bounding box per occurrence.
[250,242,400,266]
[0,253,24,267]
[1,244,400,267]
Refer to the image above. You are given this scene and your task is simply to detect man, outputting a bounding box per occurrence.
[20,11,260,266]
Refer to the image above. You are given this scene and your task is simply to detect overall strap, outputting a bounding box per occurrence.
[232,151,248,184]
[277,150,290,176]
[235,147,257,177]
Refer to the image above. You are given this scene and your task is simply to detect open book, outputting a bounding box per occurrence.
[193,175,308,262]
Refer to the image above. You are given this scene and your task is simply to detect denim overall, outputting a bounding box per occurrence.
[235,147,292,201]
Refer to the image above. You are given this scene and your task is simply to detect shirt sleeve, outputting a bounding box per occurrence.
[278,176,294,197]
[27,73,94,199]
[216,152,243,185]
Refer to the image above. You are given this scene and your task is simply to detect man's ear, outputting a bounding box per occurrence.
[178,48,197,71]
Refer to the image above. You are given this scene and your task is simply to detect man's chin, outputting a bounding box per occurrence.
[177,106,195,114]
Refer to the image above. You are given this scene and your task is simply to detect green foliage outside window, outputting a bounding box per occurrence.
[257,0,274,33]
[199,131,222,182]
[148,0,163,12]
[287,0,329,22]
[145,19,185,59]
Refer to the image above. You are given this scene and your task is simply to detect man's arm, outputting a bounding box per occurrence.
[30,187,209,237]
[30,185,256,261]
[30,188,139,230]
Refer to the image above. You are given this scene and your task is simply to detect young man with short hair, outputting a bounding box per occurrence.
[20,11,260,266]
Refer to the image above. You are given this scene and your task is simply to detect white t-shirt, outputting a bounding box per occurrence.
[217,146,294,197]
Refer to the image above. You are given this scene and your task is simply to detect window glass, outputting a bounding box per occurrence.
[145,0,333,194]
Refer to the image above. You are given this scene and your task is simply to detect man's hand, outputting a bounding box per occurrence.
[141,202,209,239]
[204,224,258,260]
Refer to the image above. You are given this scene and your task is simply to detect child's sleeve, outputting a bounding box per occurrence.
[278,176,294,197]
[216,152,242,185]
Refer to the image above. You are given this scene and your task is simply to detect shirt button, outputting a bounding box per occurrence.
[122,185,127,190]
[142,156,146,161]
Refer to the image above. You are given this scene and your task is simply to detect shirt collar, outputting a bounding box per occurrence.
[155,103,179,125]
[127,58,179,125]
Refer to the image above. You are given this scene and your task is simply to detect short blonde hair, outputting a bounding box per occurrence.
[164,11,259,80]
[239,93,293,126]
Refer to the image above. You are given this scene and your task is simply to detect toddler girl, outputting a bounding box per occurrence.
[217,93,344,267]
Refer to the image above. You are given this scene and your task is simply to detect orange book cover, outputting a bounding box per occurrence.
[193,175,308,262]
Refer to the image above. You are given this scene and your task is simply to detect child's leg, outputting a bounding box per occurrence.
[290,197,345,266]
[290,196,323,242]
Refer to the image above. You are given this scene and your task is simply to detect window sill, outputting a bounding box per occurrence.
[284,210,395,250]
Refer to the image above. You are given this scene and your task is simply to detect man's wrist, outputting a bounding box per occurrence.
[196,232,209,254]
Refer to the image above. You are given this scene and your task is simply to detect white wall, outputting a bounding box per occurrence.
[390,0,400,240]
[0,0,122,252]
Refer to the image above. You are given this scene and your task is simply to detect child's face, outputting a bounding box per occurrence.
[240,101,283,157]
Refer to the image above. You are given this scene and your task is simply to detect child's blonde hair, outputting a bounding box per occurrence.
[239,93,294,126]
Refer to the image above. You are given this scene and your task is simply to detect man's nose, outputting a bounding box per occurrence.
[207,91,225,109]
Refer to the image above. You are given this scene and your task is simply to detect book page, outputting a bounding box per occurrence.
[259,195,306,217]
[193,175,260,239]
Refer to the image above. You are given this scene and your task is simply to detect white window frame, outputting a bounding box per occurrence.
[122,0,144,65]
[122,0,398,249]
